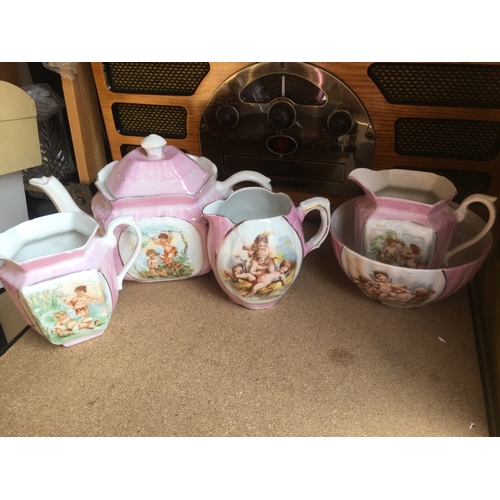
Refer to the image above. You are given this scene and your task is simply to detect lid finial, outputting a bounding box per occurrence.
[141,134,167,159]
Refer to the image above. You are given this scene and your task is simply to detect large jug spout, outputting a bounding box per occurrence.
[348,168,389,198]
[29,176,84,214]
[348,167,457,203]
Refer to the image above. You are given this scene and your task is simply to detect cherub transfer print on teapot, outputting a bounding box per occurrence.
[349,168,497,269]
[34,134,272,283]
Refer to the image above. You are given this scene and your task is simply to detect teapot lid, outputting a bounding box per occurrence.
[103,134,210,198]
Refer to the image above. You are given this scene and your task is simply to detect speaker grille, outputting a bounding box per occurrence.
[112,103,187,138]
[120,144,139,157]
[368,63,500,108]
[119,143,190,157]
[395,118,500,161]
[103,62,210,95]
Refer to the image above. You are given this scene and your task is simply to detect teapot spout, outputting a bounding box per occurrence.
[29,176,84,214]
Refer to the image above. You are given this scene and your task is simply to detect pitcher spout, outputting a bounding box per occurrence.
[29,176,84,214]
[348,167,457,204]
[202,199,227,218]
[202,199,236,237]
[0,256,24,289]
[0,243,29,290]
[348,168,389,197]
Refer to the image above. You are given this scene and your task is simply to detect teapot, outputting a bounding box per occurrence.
[0,207,141,347]
[33,134,273,283]
[348,168,497,268]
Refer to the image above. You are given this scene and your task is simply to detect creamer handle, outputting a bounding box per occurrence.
[298,197,331,255]
[104,216,142,290]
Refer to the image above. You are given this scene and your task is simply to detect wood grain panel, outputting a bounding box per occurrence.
[61,62,108,184]
[89,62,500,203]
[91,62,249,159]
[314,62,500,200]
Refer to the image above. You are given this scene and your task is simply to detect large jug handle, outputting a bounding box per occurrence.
[216,171,272,197]
[297,197,331,255]
[443,194,497,266]
[104,216,142,290]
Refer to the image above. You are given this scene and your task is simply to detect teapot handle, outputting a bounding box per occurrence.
[216,171,272,197]
[104,216,143,290]
[443,194,497,266]
[297,197,331,255]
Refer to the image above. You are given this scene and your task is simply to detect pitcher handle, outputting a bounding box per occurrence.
[298,197,331,255]
[443,194,497,266]
[104,216,142,290]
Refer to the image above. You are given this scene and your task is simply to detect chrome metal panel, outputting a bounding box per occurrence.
[199,62,375,196]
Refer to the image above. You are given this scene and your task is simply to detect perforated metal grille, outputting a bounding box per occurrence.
[368,63,500,108]
[395,167,491,203]
[112,103,187,138]
[102,62,210,95]
[119,144,189,157]
[120,144,139,157]
[394,118,500,161]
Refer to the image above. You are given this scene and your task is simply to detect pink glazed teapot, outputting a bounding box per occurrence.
[0,208,141,347]
[348,168,497,269]
[33,134,273,283]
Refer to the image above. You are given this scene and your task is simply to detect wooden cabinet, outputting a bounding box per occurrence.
[59,62,107,184]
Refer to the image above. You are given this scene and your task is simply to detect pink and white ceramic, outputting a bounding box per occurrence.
[330,197,494,308]
[31,134,272,283]
[0,212,141,346]
[349,168,497,269]
[92,134,272,282]
[203,187,331,309]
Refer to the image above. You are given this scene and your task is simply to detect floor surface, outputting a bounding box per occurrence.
[0,220,489,436]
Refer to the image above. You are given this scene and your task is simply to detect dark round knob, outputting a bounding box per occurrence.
[216,105,239,128]
[267,100,296,130]
[328,111,353,136]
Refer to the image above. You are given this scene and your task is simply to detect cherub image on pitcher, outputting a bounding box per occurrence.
[221,229,298,303]
[203,187,331,310]
[19,270,113,346]
[0,210,141,347]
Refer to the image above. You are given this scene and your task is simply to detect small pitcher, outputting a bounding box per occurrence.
[202,187,331,309]
[0,212,141,347]
[349,168,497,268]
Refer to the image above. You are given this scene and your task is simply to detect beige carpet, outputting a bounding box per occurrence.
[0,221,488,436]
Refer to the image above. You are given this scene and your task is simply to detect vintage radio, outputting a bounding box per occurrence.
[90,62,500,206]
